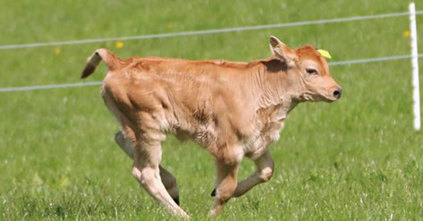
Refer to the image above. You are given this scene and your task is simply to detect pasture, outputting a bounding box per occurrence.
[1,0,422,220]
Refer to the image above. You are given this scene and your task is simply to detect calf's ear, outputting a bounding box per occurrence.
[269,36,296,67]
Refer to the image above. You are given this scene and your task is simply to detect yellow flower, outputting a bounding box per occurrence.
[167,23,172,29]
[115,41,124,49]
[53,47,61,55]
[403,30,411,39]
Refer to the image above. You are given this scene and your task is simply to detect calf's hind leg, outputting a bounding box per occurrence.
[115,131,180,205]
[131,138,188,218]
[159,166,180,205]
[115,131,135,158]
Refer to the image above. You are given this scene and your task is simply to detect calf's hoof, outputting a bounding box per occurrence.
[210,188,216,197]
[173,196,180,205]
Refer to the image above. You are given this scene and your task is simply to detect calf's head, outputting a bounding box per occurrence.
[269,36,342,102]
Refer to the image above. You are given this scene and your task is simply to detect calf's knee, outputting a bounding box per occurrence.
[216,182,237,203]
[132,167,157,186]
[259,167,273,182]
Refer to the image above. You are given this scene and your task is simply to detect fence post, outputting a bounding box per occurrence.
[409,2,421,131]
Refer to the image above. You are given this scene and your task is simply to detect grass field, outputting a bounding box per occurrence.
[1,0,423,220]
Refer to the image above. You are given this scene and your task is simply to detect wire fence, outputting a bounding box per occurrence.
[1,11,422,50]
[0,10,421,92]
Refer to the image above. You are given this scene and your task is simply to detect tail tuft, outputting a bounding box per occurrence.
[81,48,121,79]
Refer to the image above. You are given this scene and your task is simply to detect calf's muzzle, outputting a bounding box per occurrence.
[333,87,342,100]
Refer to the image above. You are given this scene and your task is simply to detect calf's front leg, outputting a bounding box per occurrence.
[209,158,240,217]
[233,150,274,197]
[211,150,274,198]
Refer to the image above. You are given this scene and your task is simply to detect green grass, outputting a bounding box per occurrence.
[1,0,423,220]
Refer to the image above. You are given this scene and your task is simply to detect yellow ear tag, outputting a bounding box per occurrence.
[317,49,332,59]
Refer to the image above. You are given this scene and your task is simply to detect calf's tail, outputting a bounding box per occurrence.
[81,48,122,79]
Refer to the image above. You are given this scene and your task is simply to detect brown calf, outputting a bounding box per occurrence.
[81,36,341,218]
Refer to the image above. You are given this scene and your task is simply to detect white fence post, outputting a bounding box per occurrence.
[409,2,421,131]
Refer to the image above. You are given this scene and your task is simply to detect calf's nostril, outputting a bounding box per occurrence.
[333,88,342,99]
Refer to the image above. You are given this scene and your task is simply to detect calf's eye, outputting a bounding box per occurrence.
[306,68,318,75]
